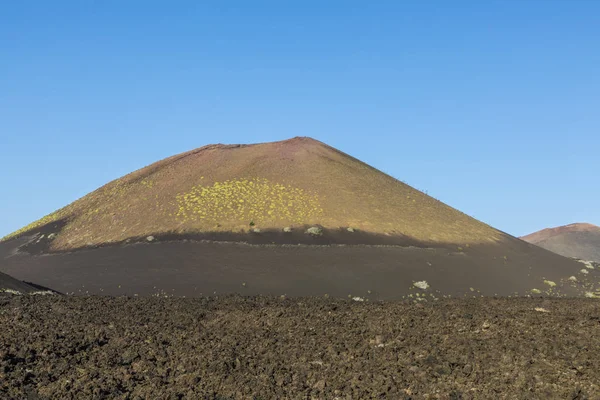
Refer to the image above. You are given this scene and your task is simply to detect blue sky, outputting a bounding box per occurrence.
[1,1,598,238]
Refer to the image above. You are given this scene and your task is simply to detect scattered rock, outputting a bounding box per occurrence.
[413,281,429,290]
[576,259,596,270]
[313,379,326,390]
[305,227,323,236]
[146,236,155,242]
[0,289,22,295]
[283,227,292,233]
[30,291,55,296]
[47,233,57,240]
[462,364,473,375]
[346,227,355,233]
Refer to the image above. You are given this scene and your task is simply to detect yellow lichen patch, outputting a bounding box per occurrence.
[140,179,155,188]
[175,178,322,226]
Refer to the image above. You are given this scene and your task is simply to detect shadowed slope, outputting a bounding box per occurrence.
[521,223,600,262]
[0,271,38,294]
[2,137,505,252]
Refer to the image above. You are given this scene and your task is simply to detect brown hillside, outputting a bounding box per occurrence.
[2,137,505,251]
[521,223,600,262]
[521,223,600,243]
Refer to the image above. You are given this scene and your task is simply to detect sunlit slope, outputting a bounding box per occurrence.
[522,223,600,262]
[2,137,504,250]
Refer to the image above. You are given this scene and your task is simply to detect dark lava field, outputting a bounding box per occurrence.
[1,294,599,400]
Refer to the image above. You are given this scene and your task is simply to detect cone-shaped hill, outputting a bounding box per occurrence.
[521,223,600,262]
[2,137,504,251]
[1,138,596,299]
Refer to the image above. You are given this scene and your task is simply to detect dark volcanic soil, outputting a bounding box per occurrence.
[1,295,599,399]
[2,234,596,300]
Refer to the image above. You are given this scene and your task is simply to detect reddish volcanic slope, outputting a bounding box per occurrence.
[521,223,600,262]
[2,137,506,251]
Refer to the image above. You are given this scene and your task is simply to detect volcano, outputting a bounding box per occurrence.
[2,137,503,250]
[521,223,600,263]
[1,138,597,299]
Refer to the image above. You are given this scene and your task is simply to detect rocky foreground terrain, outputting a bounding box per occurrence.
[1,294,599,399]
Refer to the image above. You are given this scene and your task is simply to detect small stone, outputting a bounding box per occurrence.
[413,281,429,290]
[146,236,155,242]
[306,226,323,236]
[462,364,473,375]
[347,227,355,233]
[313,380,326,390]
[283,227,292,233]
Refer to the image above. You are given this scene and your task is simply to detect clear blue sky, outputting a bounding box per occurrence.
[1,1,598,238]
